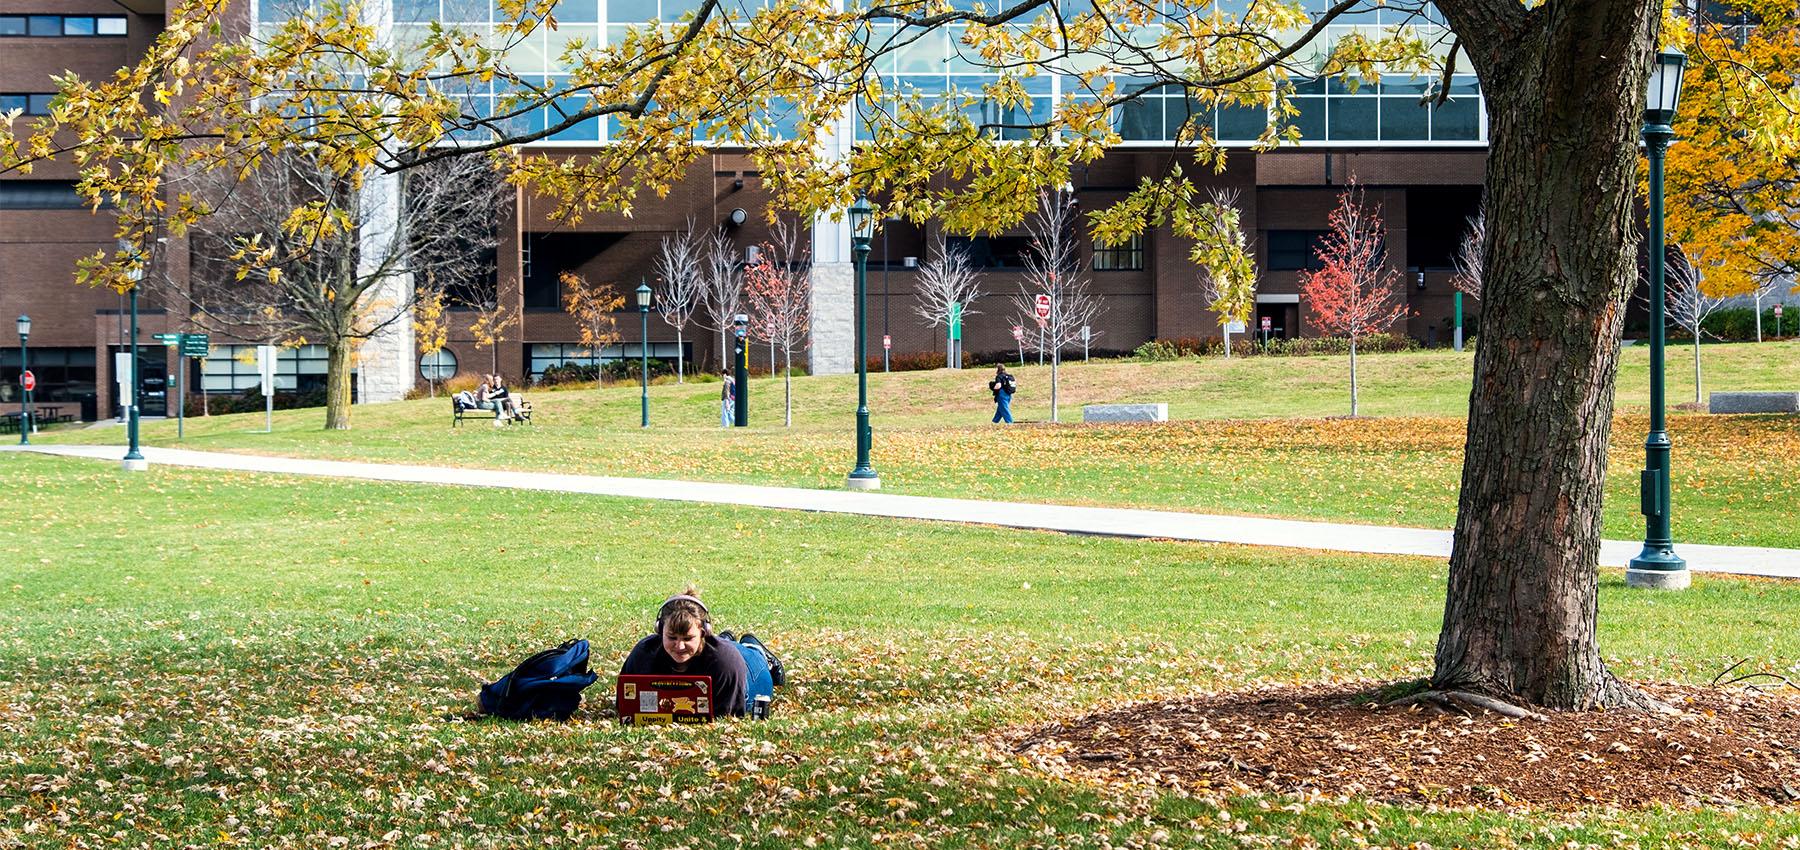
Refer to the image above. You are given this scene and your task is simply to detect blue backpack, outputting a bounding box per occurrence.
[479,639,599,721]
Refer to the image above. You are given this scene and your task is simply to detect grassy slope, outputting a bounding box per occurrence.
[37,341,1800,548]
[1,454,1797,847]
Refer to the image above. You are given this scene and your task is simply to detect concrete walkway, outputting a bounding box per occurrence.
[9,443,1799,580]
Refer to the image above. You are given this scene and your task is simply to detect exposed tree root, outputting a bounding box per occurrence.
[1386,689,1550,721]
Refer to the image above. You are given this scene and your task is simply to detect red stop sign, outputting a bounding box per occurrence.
[20,370,34,392]
[1034,294,1051,320]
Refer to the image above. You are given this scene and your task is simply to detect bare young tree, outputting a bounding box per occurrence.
[1010,187,1103,423]
[186,150,506,429]
[652,219,704,382]
[912,231,983,369]
[695,228,744,374]
[1195,188,1257,359]
[1451,208,1486,300]
[744,216,811,426]
[1663,252,1731,405]
[1750,274,1785,342]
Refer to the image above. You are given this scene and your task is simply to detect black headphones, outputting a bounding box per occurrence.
[656,594,711,636]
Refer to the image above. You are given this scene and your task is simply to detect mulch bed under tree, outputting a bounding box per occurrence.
[1012,682,1800,809]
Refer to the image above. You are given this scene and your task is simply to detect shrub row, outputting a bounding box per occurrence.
[182,387,326,417]
[1694,307,1799,342]
[1134,333,1423,361]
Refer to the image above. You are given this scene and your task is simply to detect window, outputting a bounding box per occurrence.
[0,181,89,210]
[2,94,57,116]
[202,344,331,393]
[528,342,684,380]
[420,349,458,381]
[945,235,1030,269]
[0,14,126,36]
[1267,230,1329,272]
[0,347,97,405]
[1093,234,1144,271]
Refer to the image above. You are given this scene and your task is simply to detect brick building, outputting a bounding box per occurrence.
[1,0,1489,422]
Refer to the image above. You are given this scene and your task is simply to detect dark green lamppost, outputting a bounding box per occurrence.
[846,195,880,490]
[16,314,30,446]
[637,281,652,428]
[121,239,148,472]
[1628,48,1689,591]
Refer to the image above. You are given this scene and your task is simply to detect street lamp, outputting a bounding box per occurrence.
[846,194,880,490]
[1628,47,1689,591]
[16,314,29,446]
[120,238,148,472]
[637,281,652,428]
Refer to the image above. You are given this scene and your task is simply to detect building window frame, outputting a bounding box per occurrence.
[1092,234,1145,271]
[0,15,127,37]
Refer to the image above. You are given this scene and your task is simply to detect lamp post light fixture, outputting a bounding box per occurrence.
[637,281,652,428]
[1628,47,1690,591]
[846,194,880,490]
[16,314,29,446]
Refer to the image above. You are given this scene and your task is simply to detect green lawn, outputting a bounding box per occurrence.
[1,454,1797,847]
[39,343,1800,549]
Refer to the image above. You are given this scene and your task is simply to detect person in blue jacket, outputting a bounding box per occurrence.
[988,365,1017,424]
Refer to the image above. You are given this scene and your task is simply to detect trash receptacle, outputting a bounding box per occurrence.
[79,393,98,422]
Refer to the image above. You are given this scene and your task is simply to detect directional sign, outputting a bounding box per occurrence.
[21,370,35,392]
[154,333,182,345]
[1034,294,1051,321]
[180,334,211,357]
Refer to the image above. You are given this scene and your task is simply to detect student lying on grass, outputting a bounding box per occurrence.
[620,587,782,718]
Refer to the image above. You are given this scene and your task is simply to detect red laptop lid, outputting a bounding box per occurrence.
[616,674,714,725]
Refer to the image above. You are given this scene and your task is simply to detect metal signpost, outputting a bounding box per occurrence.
[732,313,749,427]
[1777,304,1785,337]
[1453,291,1465,351]
[1034,294,1050,366]
[155,334,182,439]
[948,303,962,369]
[19,370,34,441]
[257,344,277,433]
[157,333,209,440]
[1080,325,1090,362]
[1260,315,1272,345]
[882,335,891,372]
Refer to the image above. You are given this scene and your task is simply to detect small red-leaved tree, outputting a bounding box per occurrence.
[743,217,811,426]
[1299,181,1408,417]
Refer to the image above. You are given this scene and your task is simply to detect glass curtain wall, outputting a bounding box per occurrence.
[258,0,1484,147]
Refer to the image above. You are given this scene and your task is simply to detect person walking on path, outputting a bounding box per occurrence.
[988,365,1016,424]
[720,373,736,427]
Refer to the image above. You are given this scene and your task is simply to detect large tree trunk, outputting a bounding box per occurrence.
[323,338,354,430]
[1432,0,1663,710]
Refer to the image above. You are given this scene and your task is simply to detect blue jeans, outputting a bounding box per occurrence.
[721,398,733,427]
[719,637,774,714]
[992,394,1013,424]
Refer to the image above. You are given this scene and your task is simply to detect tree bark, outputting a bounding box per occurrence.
[323,338,354,430]
[1432,0,1665,710]
[1348,338,1359,417]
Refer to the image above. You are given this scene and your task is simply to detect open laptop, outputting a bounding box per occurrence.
[616,674,715,725]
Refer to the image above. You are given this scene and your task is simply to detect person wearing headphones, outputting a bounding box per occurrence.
[620,586,778,718]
